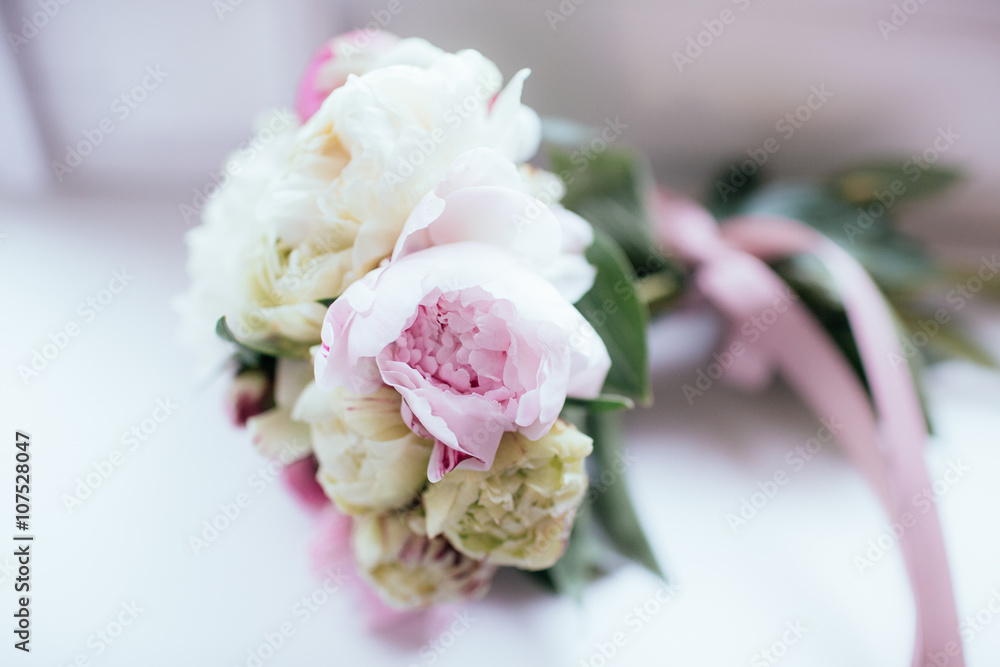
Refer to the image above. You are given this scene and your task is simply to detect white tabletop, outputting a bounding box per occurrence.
[3,196,999,666]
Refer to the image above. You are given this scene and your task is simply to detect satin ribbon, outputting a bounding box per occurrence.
[652,193,964,667]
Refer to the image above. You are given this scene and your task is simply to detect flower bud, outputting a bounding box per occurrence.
[352,511,495,609]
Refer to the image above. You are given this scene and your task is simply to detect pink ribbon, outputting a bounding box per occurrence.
[652,192,964,667]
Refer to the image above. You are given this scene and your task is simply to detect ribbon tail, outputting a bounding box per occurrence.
[698,260,894,508]
[813,240,964,667]
[720,217,964,667]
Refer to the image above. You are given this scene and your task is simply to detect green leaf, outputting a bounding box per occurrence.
[231,346,275,375]
[769,257,869,393]
[215,316,312,361]
[565,394,635,412]
[550,148,651,227]
[771,262,938,434]
[550,147,683,283]
[576,229,652,404]
[737,183,940,295]
[738,183,885,243]
[315,298,336,307]
[945,266,1000,302]
[886,306,937,434]
[852,238,942,294]
[826,161,961,206]
[705,157,764,220]
[897,310,998,368]
[586,409,664,579]
[569,197,658,270]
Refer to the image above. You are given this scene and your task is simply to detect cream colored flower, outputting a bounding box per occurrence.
[292,383,432,515]
[422,420,592,570]
[244,40,540,342]
[173,109,300,364]
[353,511,496,609]
[178,39,544,352]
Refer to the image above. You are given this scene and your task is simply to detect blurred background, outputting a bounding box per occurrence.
[3,0,999,251]
[2,2,999,666]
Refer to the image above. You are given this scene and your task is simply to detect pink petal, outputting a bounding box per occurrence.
[281,455,329,513]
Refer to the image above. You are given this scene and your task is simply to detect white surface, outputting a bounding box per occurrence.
[2,196,1000,666]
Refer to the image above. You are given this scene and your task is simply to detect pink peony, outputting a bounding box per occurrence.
[314,150,610,481]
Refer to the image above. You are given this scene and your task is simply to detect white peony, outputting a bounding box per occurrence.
[292,383,432,516]
[240,40,541,341]
[352,511,496,609]
[422,420,592,570]
[173,110,299,365]
[178,38,543,354]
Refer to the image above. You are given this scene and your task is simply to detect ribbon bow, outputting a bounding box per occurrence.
[652,192,964,667]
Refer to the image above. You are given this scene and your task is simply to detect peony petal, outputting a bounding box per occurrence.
[391,148,553,263]
[247,406,312,461]
[313,243,611,468]
[488,68,538,162]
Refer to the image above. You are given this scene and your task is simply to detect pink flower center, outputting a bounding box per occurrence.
[387,291,518,403]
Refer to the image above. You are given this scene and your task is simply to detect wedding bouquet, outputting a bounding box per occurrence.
[176,31,659,609]
[177,30,986,663]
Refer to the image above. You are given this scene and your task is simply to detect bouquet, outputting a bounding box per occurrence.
[177,31,988,663]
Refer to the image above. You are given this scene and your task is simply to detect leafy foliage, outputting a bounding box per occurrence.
[585,409,664,579]
[574,229,652,404]
[704,157,976,430]
[826,161,961,206]
[549,147,685,288]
